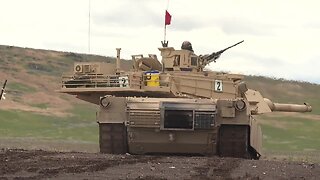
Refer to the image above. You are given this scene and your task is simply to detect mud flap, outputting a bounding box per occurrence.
[218,125,252,159]
[99,123,128,154]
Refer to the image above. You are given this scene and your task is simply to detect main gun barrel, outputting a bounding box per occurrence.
[264,98,312,112]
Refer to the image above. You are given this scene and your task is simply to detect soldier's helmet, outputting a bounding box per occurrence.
[181,41,194,52]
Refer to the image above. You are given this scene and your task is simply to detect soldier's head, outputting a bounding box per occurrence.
[181,41,193,52]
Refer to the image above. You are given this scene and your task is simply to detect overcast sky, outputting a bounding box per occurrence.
[1,0,320,83]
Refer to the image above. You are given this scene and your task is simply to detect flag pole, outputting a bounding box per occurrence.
[164,24,167,44]
[162,0,170,47]
[162,10,170,47]
[162,13,168,47]
[162,0,169,47]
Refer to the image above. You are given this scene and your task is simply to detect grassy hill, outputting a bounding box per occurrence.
[0,45,131,151]
[0,45,320,160]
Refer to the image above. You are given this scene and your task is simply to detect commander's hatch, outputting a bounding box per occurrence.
[159,47,198,72]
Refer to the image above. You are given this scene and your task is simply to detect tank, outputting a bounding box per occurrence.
[58,42,312,159]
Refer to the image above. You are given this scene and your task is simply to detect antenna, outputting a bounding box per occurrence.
[88,0,91,53]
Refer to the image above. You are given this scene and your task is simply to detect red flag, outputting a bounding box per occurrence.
[165,10,171,25]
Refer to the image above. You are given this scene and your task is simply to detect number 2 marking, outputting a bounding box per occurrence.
[122,78,126,85]
[217,82,221,91]
[119,76,129,87]
[214,80,223,92]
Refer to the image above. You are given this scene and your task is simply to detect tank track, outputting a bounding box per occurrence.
[218,125,257,159]
[99,123,128,154]
[98,123,259,158]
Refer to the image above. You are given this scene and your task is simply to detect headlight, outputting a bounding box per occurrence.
[235,99,246,111]
[100,96,111,108]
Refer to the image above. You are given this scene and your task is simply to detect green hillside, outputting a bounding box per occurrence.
[0,45,319,160]
[0,45,131,151]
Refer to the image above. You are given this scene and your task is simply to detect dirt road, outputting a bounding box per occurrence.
[0,148,319,179]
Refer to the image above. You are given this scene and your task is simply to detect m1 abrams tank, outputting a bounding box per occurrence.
[59,41,312,159]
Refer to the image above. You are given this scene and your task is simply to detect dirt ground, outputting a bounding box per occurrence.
[1,148,319,180]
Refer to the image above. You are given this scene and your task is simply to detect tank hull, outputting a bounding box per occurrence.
[97,97,261,159]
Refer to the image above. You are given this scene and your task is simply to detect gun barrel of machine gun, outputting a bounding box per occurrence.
[202,40,244,65]
[216,40,244,56]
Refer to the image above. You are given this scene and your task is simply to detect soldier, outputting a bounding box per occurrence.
[181,41,194,52]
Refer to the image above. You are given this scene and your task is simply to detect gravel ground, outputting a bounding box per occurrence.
[1,148,319,180]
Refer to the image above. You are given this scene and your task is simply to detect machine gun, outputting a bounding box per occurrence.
[0,80,7,100]
[199,40,244,68]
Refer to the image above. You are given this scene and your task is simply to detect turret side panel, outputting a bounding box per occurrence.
[172,73,237,99]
